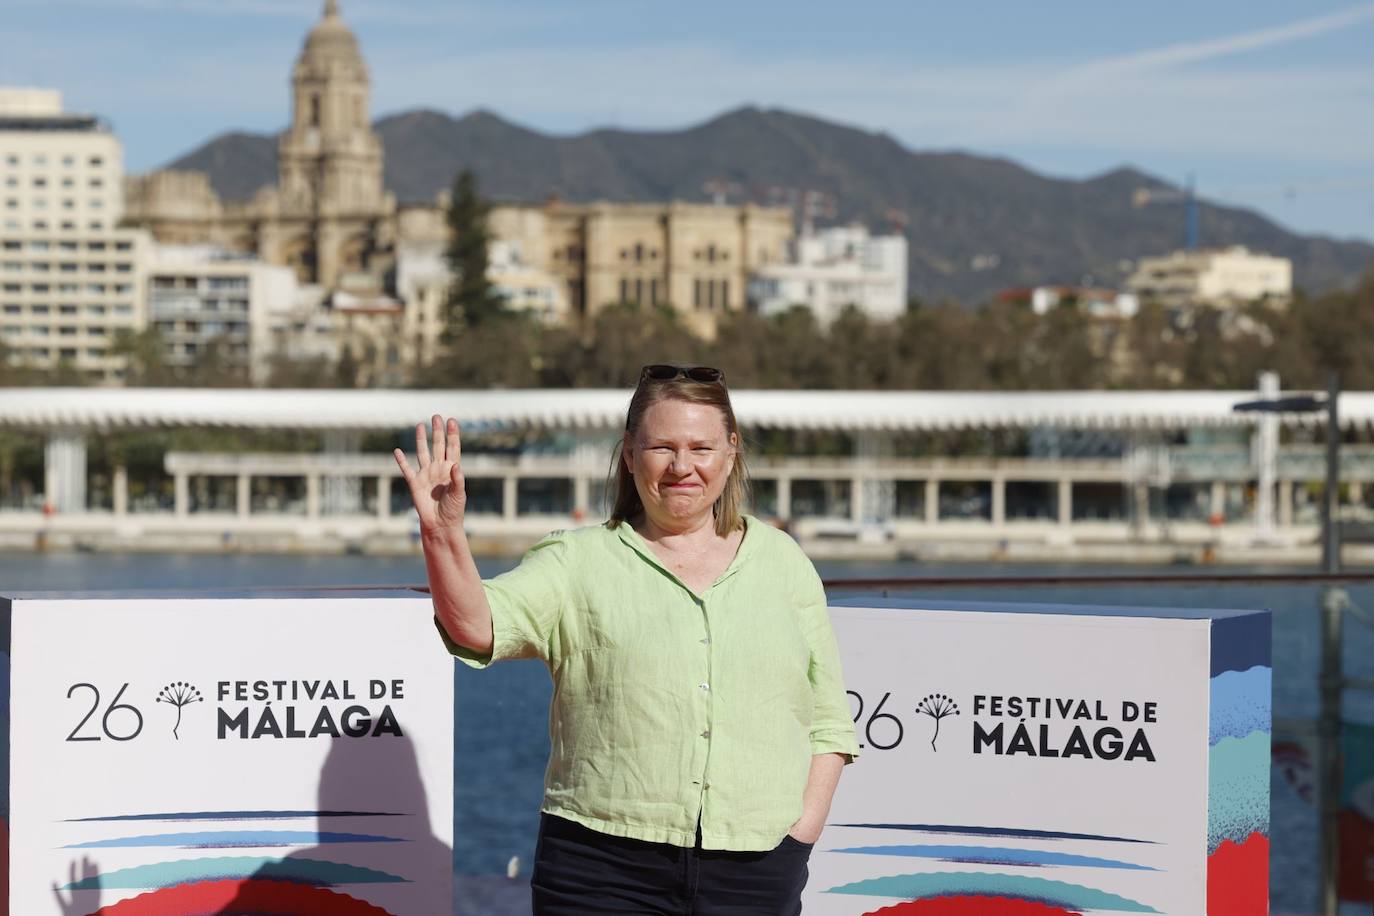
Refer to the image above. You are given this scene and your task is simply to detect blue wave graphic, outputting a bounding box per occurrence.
[60,855,409,890]
[831,823,1154,844]
[65,810,405,822]
[832,844,1157,871]
[825,870,1160,912]
[1208,731,1271,852]
[65,830,405,849]
[1209,666,1271,745]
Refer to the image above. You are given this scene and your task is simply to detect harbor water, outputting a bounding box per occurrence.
[3,549,1372,914]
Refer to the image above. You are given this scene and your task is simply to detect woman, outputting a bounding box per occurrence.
[393,365,858,914]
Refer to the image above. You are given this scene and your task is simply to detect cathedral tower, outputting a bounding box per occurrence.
[276,0,389,286]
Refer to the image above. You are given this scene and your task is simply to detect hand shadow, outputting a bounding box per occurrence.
[52,855,101,916]
[215,733,452,915]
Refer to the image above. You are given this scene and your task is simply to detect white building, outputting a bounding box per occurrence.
[749,224,908,327]
[1126,246,1292,309]
[0,88,149,382]
[489,238,568,325]
[146,244,297,382]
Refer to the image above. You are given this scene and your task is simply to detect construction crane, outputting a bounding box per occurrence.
[1132,175,1199,250]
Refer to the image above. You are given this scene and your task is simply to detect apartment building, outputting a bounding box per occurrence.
[0,88,148,381]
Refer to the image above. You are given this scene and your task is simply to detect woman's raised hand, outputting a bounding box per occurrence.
[393,415,467,534]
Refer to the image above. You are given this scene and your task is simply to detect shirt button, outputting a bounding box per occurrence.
[700,729,711,738]
[700,637,711,645]
[699,683,710,692]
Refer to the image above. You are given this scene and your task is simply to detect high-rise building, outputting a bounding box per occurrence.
[0,88,149,382]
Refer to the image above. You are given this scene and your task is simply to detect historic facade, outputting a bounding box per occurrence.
[125,0,396,294]
[123,0,795,353]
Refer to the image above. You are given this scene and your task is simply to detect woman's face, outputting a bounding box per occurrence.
[625,398,736,530]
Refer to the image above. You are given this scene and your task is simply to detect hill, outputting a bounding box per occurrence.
[162,106,1374,303]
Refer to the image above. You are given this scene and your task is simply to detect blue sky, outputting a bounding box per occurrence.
[3,0,1372,242]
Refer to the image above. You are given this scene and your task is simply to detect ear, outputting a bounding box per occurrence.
[622,434,635,473]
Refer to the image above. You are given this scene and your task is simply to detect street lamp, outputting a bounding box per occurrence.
[1234,371,1342,915]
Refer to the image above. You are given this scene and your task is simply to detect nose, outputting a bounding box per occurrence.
[669,449,692,474]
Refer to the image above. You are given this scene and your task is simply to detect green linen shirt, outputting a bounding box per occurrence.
[439,514,860,851]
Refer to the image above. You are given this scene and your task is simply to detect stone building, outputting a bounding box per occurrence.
[124,0,396,295]
[123,0,795,359]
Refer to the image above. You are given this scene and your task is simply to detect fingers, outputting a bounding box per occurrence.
[446,417,461,465]
[392,448,414,483]
[430,414,445,464]
[414,421,431,468]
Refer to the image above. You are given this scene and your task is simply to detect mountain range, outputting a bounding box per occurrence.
[163,105,1373,304]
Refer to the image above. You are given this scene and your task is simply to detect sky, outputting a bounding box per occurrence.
[3,0,1372,243]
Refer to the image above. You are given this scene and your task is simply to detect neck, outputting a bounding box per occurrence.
[637,511,718,545]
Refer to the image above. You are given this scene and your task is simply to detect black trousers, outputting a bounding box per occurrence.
[530,813,813,915]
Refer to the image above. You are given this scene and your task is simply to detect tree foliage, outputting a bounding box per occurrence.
[444,169,504,335]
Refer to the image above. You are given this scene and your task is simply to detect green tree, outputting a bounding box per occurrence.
[111,326,176,387]
[444,169,503,334]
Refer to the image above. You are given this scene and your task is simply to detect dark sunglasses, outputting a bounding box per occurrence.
[639,364,725,384]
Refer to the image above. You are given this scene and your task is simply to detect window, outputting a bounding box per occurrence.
[30,304,49,315]
[57,283,77,293]
[58,241,77,251]
[30,262,50,273]
[61,177,74,188]
[1,241,18,251]
[30,241,49,251]
[2,304,19,314]
[33,220,48,230]
[4,155,17,166]
[88,221,102,230]
[88,242,106,252]
[33,154,47,166]
[58,304,77,315]
[59,263,77,273]
[115,262,131,273]
[86,305,106,316]
[31,325,49,336]
[88,263,106,273]
[88,156,103,167]
[62,155,74,167]
[32,177,47,188]
[90,199,103,209]
[86,283,105,293]
[89,178,103,188]
[62,199,74,210]
[1,326,19,337]
[4,199,16,210]
[1,283,19,293]
[33,198,48,209]
[86,347,105,357]
[59,347,77,359]
[113,304,132,316]
[87,326,106,337]
[60,221,75,231]
[5,177,17,188]
[114,241,131,251]
[59,326,76,336]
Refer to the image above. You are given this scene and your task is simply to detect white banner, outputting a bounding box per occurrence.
[6,595,453,916]
[805,601,1270,916]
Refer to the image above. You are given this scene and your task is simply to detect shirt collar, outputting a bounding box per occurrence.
[614,514,755,597]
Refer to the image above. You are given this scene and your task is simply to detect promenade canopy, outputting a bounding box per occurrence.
[1,388,1372,433]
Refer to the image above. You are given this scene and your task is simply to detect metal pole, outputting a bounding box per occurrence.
[1319,370,1343,915]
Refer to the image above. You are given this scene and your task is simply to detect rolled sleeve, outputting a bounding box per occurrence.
[796,565,861,761]
[440,532,570,670]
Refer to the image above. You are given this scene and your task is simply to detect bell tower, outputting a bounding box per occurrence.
[277,0,387,285]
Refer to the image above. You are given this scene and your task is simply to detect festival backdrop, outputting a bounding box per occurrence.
[805,599,1270,916]
[2,594,454,916]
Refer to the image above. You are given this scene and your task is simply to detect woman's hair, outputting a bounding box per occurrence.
[606,374,750,536]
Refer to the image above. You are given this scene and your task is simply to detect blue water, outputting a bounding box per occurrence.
[4,550,1373,914]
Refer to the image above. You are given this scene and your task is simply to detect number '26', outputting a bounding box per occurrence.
[66,683,144,742]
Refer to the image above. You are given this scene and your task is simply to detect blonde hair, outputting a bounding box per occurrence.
[606,376,749,536]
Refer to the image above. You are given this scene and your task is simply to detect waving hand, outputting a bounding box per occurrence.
[393,415,467,533]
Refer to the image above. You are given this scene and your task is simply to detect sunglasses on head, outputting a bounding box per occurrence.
[639,364,725,384]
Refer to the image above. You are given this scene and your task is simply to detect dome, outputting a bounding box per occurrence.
[298,0,365,72]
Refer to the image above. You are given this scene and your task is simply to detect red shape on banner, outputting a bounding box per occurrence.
[89,878,395,916]
[1206,832,1269,915]
[861,898,1078,916]
[1338,810,1374,902]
